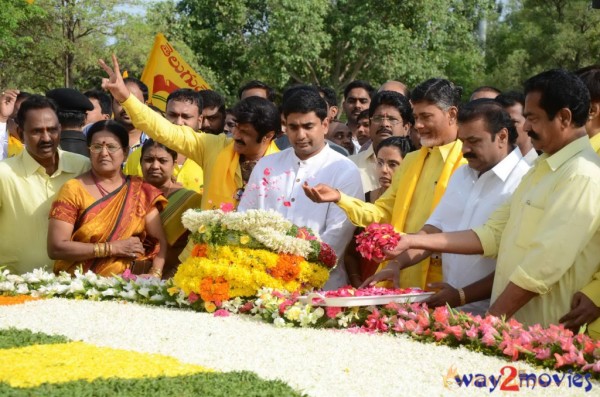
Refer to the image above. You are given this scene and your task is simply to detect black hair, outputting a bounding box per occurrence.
[411,78,462,109]
[470,86,502,99]
[86,120,129,149]
[318,86,338,107]
[84,89,113,117]
[140,138,177,162]
[281,86,328,121]
[198,90,225,115]
[232,96,281,142]
[238,80,276,102]
[56,110,86,129]
[167,88,203,113]
[523,69,590,127]
[458,99,518,145]
[16,91,32,103]
[368,90,414,125]
[495,91,525,109]
[16,95,58,128]
[123,77,149,102]
[357,109,370,122]
[575,65,600,103]
[375,136,413,158]
[343,80,375,99]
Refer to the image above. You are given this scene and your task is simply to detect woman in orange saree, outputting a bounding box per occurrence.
[48,120,168,277]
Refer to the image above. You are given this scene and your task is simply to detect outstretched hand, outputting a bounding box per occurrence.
[425,282,461,308]
[302,182,341,203]
[359,260,402,288]
[98,54,130,103]
[559,292,600,332]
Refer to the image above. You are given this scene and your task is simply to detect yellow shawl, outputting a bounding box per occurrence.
[202,140,279,210]
[379,140,465,289]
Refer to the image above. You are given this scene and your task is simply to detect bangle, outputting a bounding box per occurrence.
[149,268,162,278]
[106,242,112,257]
[457,288,466,306]
[93,243,100,258]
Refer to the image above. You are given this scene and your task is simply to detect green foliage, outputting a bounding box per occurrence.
[485,0,600,90]
[0,371,306,397]
[0,328,69,349]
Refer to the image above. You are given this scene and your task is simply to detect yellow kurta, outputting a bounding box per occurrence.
[338,140,466,288]
[0,149,90,274]
[124,146,204,194]
[474,136,600,327]
[120,95,277,209]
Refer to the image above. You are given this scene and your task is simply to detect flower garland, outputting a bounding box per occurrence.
[2,268,600,376]
[175,209,335,303]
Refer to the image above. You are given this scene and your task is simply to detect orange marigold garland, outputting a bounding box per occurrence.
[271,254,302,282]
[191,244,208,258]
[199,276,230,302]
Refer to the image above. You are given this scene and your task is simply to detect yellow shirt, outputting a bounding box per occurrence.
[121,95,234,209]
[473,136,600,327]
[123,146,204,194]
[590,133,600,155]
[338,141,466,288]
[7,135,24,158]
[0,149,90,274]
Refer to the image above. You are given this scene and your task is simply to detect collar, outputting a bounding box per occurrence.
[22,148,78,177]
[543,135,590,172]
[292,142,331,165]
[365,144,375,160]
[487,147,524,182]
[428,140,459,161]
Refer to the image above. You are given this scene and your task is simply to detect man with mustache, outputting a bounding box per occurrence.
[304,78,467,289]
[239,87,363,289]
[0,95,90,274]
[349,91,414,192]
[343,80,374,132]
[363,99,530,316]
[377,70,600,328]
[100,55,279,210]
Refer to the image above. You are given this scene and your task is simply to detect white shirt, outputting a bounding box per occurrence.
[0,122,7,160]
[238,144,364,290]
[426,148,531,315]
[348,144,379,193]
[523,147,539,165]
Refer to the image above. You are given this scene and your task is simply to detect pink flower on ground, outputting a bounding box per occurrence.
[220,202,234,212]
[534,348,551,360]
[433,331,449,341]
[213,309,230,317]
[432,306,449,324]
[326,306,342,319]
[188,292,199,304]
[481,331,498,347]
[122,268,137,281]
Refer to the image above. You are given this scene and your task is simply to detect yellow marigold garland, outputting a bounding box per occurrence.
[174,245,329,301]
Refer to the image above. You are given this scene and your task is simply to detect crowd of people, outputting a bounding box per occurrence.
[1,54,600,338]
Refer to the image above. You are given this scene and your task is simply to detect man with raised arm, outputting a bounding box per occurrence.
[372,70,600,328]
[304,79,467,290]
[100,55,279,210]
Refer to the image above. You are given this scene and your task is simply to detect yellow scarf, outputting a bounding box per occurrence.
[8,135,24,158]
[379,140,465,289]
[202,140,279,210]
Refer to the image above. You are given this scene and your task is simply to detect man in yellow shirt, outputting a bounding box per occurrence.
[560,66,600,337]
[304,78,466,289]
[100,55,279,210]
[0,95,90,274]
[123,89,204,193]
[380,69,600,328]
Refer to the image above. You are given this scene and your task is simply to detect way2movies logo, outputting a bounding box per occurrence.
[442,365,593,392]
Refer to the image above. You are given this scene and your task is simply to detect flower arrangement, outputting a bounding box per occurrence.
[355,223,402,261]
[174,209,336,304]
[3,268,600,375]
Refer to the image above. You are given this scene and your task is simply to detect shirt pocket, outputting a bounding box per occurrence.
[515,203,544,248]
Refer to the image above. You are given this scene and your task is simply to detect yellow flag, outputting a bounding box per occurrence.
[141,33,211,111]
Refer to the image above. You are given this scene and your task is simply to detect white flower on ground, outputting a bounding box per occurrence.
[0,281,15,292]
[16,284,29,294]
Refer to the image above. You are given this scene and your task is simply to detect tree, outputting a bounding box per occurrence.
[177,0,494,101]
[485,0,600,90]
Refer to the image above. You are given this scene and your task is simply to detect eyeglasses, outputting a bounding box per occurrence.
[89,143,122,154]
[370,116,403,125]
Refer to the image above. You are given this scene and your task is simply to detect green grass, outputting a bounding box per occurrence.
[0,372,307,397]
[0,328,69,349]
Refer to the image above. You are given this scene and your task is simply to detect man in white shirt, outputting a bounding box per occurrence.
[239,87,363,289]
[364,99,530,315]
[495,91,538,165]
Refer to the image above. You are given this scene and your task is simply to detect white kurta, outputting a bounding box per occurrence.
[426,148,530,315]
[238,145,364,289]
